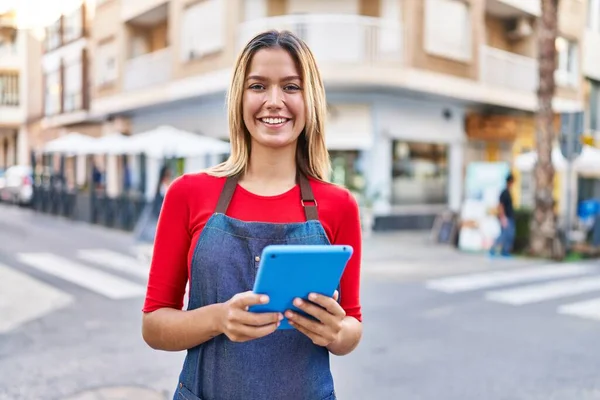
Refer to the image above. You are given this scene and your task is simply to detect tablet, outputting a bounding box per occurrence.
[248,244,353,330]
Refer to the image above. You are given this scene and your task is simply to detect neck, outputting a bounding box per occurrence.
[243,142,297,189]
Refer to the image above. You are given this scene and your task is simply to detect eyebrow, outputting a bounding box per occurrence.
[246,75,302,82]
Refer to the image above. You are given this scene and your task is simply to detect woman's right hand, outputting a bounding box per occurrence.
[218,291,283,342]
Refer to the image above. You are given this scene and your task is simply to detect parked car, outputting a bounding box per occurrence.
[0,165,33,206]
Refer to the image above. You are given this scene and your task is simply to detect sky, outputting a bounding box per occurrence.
[0,0,90,29]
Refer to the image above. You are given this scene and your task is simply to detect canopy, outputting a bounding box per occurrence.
[87,132,132,155]
[514,146,568,172]
[43,132,98,155]
[514,145,600,175]
[573,145,600,175]
[122,125,230,158]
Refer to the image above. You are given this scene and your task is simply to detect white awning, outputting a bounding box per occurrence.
[514,146,568,172]
[43,133,98,155]
[124,125,231,158]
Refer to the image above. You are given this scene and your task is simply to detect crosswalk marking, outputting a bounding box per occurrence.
[0,262,73,333]
[16,253,147,300]
[485,276,600,305]
[77,249,150,280]
[557,298,600,321]
[424,264,595,293]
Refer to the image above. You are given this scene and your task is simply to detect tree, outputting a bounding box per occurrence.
[529,0,565,260]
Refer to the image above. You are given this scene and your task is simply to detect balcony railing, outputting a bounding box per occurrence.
[238,14,404,66]
[121,0,167,22]
[123,47,171,92]
[0,43,19,69]
[0,105,24,124]
[479,45,538,92]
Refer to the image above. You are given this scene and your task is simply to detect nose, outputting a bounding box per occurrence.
[265,86,283,110]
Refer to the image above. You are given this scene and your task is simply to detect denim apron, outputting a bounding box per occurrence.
[174,173,337,400]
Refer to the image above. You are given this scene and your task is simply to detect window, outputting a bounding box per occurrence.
[180,0,224,62]
[590,80,600,131]
[329,150,364,194]
[45,19,62,51]
[391,141,449,205]
[0,73,19,106]
[555,37,579,87]
[588,0,600,33]
[44,70,61,116]
[96,40,118,86]
[63,8,83,43]
[63,59,83,112]
[424,0,471,62]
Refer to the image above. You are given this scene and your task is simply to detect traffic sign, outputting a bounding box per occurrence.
[559,111,584,161]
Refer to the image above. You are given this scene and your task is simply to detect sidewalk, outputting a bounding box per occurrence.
[361,231,555,281]
[135,230,555,281]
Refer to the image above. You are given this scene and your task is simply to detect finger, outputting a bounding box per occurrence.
[333,290,339,302]
[286,310,325,336]
[292,298,333,324]
[234,320,280,340]
[232,291,270,309]
[306,293,346,317]
[236,309,283,327]
[288,319,328,347]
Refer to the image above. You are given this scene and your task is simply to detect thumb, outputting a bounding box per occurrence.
[333,290,339,301]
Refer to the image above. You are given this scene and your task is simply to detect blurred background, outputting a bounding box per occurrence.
[1,0,600,399]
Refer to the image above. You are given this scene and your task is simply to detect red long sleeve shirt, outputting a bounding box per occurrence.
[143,172,363,322]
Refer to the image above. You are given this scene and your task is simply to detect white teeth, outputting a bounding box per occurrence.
[261,117,287,125]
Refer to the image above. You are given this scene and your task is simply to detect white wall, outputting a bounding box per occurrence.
[244,0,267,20]
[129,99,228,138]
[326,103,373,150]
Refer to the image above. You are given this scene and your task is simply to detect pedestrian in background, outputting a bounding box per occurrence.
[141,30,363,400]
[490,174,516,257]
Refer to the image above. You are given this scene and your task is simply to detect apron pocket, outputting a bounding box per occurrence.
[176,383,203,400]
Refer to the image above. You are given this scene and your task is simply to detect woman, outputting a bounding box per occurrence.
[142,30,363,400]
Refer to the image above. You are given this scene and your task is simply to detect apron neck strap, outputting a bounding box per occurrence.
[215,172,319,221]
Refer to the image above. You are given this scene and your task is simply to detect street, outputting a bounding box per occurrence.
[1,204,600,400]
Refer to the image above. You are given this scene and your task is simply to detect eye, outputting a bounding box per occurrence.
[284,84,301,92]
[248,83,265,90]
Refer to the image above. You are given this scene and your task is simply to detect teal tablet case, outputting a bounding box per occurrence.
[249,244,353,330]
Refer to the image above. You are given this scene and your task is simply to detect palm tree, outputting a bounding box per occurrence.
[529,0,565,260]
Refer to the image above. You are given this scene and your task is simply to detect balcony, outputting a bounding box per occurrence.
[485,0,541,18]
[238,14,404,67]
[479,45,538,92]
[583,29,600,81]
[121,0,168,23]
[0,105,24,125]
[123,47,171,92]
[0,43,19,69]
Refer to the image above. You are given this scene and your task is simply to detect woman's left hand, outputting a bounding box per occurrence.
[286,291,346,347]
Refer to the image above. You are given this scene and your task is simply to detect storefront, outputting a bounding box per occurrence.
[364,97,466,230]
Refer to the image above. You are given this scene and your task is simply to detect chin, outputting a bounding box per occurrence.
[254,132,299,149]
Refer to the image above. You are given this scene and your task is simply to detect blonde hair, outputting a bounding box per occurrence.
[207,30,330,180]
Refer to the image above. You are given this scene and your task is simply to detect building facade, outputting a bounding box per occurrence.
[36,1,101,147]
[82,0,591,229]
[0,10,42,170]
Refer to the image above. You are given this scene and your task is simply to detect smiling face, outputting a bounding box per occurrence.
[242,47,306,152]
